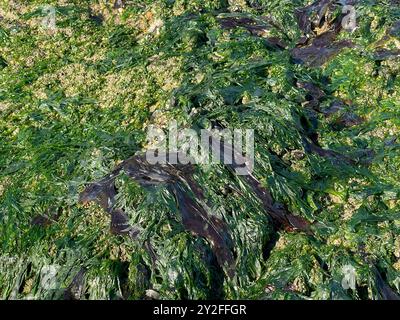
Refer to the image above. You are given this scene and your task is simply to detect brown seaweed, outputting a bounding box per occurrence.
[110,209,141,239]
[171,183,235,277]
[389,20,400,38]
[292,39,354,67]
[297,81,326,110]
[374,267,400,300]
[63,268,86,300]
[31,207,62,227]
[207,135,313,234]
[79,171,142,240]
[295,0,334,36]
[242,173,313,234]
[302,137,355,165]
[31,215,53,227]
[293,1,355,67]
[218,16,287,49]
[357,246,400,300]
[118,154,236,275]
[219,16,269,36]
[322,100,346,116]
[332,112,364,129]
[79,177,118,213]
[373,49,400,61]
[80,153,236,277]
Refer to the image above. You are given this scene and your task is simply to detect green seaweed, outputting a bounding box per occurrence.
[0,0,399,300]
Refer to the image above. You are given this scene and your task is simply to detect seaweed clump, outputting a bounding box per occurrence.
[0,0,399,300]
